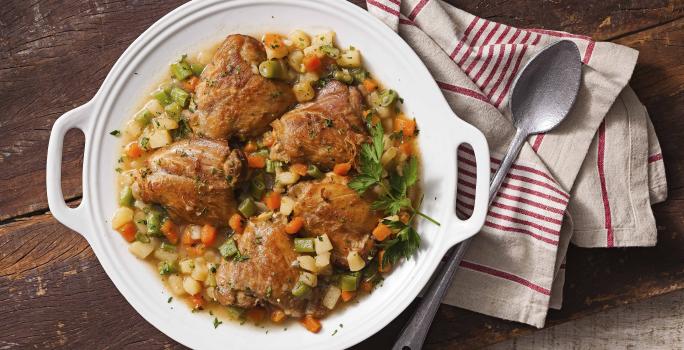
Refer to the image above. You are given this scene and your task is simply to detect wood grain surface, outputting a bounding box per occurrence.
[1,0,683,349]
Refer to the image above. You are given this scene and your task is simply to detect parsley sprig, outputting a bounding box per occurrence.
[348,119,440,265]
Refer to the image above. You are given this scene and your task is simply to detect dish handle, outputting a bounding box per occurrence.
[440,119,490,253]
[46,101,94,240]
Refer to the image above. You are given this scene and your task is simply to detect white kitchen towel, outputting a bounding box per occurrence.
[366,0,667,327]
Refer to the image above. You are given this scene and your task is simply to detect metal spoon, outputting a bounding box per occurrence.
[393,40,582,350]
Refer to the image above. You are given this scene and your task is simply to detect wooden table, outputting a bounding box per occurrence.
[1,1,682,348]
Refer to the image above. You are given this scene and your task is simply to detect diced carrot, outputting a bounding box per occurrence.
[361,281,374,293]
[362,78,378,92]
[262,134,275,148]
[362,110,372,119]
[118,222,137,242]
[160,219,179,244]
[340,291,356,302]
[372,223,392,241]
[264,191,281,211]
[378,250,392,273]
[300,315,322,333]
[181,228,195,245]
[290,163,308,176]
[229,214,244,234]
[270,309,287,323]
[191,294,205,310]
[126,142,143,159]
[244,141,258,153]
[245,307,266,323]
[371,115,381,126]
[333,162,352,176]
[302,54,321,72]
[182,76,200,92]
[399,212,411,224]
[247,154,266,168]
[285,216,305,234]
[200,224,217,246]
[399,141,413,156]
[394,116,416,137]
[186,243,206,257]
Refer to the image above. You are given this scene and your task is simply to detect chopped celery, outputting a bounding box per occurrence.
[135,232,149,243]
[170,86,190,107]
[378,89,398,107]
[265,159,282,174]
[339,273,360,291]
[294,238,315,253]
[170,61,193,80]
[164,102,182,120]
[291,281,312,297]
[119,186,134,207]
[160,242,176,252]
[158,261,176,275]
[306,164,323,179]
[146,210,163,236]
[238,198,257,217]
[254,149,270,158]
[135,109,153,126]
[218,239,238,258]
[334,70,353,85]
[152,89,172,106]
[250,174,266,199]
[258,60,287,79]
[190,63,205,76]
[350,68,368,84]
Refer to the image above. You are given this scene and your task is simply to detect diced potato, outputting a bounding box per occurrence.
[322,285,342,310]
[300,72,319,84]
[182,276,202,295]
[287,50,305,73]
[112,207,134,229]
[297,255,318,273]
[148,129,172,149]
[376,105,394,119]
[168,274,186,296]
[154,248,178,262]
[312,31,335,47]
[155,116,178,130]
[293,82,315,103]
[315,252,331,269]
[204,271,217,287]
[262,33,289,59]
[203,250,221,264]
[299,272,318,287]
[144,99,164,116]
[314,234,333,254]
[337,48,362,68]
[280,196,295,216]
[347,251,366,272]
[289,30,311,49]
[132,209,147,234]
[302,45,323,58]
[276,171,300,185]
[187,225,202,240]
[191,259,209,281]
[256,211,272,221]
[381,147,398,166]
[179,259,195,274]
[203,286,216,301]
[128,241,155,259]
[381,116,393,132]
[124,119,143,139]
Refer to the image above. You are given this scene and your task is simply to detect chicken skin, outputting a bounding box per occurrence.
[270,80,367,170]
[215,218,326,318]
[191,34,296,139]
[289,175,379,268]
[135,138,243,226]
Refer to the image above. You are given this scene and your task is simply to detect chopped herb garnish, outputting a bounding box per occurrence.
[139,137,150,150]
[109,130,121,137]
[167,296,173,303]
[324,118,333,127]
[213,317,223,329]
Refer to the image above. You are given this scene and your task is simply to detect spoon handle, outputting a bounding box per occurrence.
[392,128,529,350]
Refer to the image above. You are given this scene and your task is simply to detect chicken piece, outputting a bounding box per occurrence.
[191,34,296,139]
[270,80,367,170]
[289,175,379,267]
[215,218,326,318]
[134,138,243,226]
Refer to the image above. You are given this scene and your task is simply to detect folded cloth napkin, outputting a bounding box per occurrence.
[366,0,668,327]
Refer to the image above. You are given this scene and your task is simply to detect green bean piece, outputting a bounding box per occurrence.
[294,238,315,253]
[135,109,153,126]
[164,102,182,120]
[170,86,190,107]
[334,70,353,85]
[258,60,285,79]
[218,239,238,258]
[134,232,149,243]
[238,198,257,218]
[158,261,176,275]
[291,281,312,298]
[152,89,172,106]
[250,174,266,199]
[339,273,360,291]
[146,210,163,237]
[119,186,134,207]
[170,61,193,81]
[378,89,398,107]
[190,63,205,76]
[306,164,323,179]
[160,242,176,252]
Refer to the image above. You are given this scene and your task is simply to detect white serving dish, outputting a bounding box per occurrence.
[46,0,490,349]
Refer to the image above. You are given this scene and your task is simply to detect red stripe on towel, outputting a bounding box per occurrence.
[597,121,614,247]
[437,81,489,102]
[367,0,400,16]
[648,153,663,163]
[450,17,480,59]
[460,260,551,295]
[408,0,428,20]
[532,134,545,152]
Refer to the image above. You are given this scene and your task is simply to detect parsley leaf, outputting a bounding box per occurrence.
[380,219,421,267]
[213,317,223,329]
[109,130,121,137]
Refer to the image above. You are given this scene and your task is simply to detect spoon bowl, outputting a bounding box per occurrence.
[511,40,582,133]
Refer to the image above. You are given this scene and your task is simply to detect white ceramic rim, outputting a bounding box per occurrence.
[46,1,490,349]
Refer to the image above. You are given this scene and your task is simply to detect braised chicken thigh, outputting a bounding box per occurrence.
[270,81,367,170]
[135,138,243,226]
[191,34,296,139]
